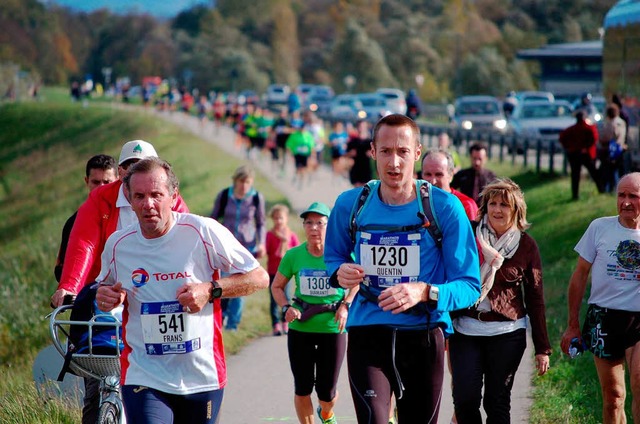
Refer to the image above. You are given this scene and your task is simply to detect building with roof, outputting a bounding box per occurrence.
[517,41,603,96]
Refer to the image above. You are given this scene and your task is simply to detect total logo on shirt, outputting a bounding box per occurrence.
[131,268,194,287]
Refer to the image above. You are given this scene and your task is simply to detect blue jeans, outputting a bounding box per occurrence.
[222,297,244,330]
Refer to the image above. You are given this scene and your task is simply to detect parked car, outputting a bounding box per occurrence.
[296,84,316,104]
[451,95,507,133]
[353,93,393,123]
[516,91,555,103]
[376,88,407,115]
[507,100,574,151]
[266,84,290,107]
[305,85,334,115]
[238,90,259,105]
[572,94,605,124]
[329,94,365,121]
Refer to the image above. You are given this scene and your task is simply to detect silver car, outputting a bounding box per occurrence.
[376,88,407,115]
[507,100,575,151]
[452,95,507,133]
[353,93,393,123]
[329,94,365,121]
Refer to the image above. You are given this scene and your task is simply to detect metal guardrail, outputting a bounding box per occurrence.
[418,125,568,175]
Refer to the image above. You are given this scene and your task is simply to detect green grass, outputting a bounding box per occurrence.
[0,88,628,422]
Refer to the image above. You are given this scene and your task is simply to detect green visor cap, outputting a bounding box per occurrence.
[300,202,331,218]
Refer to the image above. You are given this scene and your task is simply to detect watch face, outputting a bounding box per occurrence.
[212,287,223,299]
[429,286,439,301]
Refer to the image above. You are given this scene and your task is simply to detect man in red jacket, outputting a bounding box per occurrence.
[559,111,604,200]
[51,139,190,307]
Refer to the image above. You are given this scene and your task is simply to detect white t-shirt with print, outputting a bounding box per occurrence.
[575,216,640,311]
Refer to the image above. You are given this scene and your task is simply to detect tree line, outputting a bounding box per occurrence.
[0,0,616,101]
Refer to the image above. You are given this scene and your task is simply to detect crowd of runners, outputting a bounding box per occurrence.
[48,84,640,424]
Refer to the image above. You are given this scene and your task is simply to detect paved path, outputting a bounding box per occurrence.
[151,109,535,423]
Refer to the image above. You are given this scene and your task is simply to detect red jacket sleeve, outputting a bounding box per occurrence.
[174,193,189,213]
[57,188,104,294]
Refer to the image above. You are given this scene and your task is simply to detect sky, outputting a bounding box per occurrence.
[43,0,211,18]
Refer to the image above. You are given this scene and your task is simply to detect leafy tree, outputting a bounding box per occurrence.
[331,19,397,92]
[457,47,515,96]
[270,1,300,86]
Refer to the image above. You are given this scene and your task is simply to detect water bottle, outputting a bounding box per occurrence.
[568,337,584,358]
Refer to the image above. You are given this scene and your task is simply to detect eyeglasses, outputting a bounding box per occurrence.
[303,220,327,229]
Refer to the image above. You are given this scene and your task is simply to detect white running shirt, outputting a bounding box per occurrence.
[97,212,260,395]
[575,216,640,311]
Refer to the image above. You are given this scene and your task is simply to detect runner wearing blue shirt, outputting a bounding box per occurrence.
[324,114,481,424]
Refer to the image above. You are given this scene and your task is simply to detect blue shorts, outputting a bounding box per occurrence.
[122,385,224,424]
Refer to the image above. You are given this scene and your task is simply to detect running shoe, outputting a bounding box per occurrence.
[317,406,337,424]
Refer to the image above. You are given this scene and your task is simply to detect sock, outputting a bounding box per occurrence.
[321,409,334,420]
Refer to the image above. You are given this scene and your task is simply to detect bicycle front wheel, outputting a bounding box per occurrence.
[97,401,120,424]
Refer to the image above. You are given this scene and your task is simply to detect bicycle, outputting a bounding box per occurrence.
[49,303,125,424]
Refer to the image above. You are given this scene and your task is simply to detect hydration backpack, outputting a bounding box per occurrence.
[349,180,442,249]
[214,188,261,221]
[348,180,442,316]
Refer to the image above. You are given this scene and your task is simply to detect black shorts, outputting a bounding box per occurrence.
[582,304,640,360]
[249,136,266,149]
[293,154,309,169]
[287,329,346,401]
[276,134,289,149]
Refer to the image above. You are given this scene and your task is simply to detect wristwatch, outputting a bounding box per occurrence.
[208,280,223,303]
[282,304,292,315]
[428,285,439,303]
[341,300,351,310]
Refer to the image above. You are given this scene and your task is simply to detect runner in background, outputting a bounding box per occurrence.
[266,204,300,336]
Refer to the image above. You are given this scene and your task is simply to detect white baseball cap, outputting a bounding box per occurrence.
[118,140,158,165]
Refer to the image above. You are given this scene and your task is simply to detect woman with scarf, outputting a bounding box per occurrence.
[449,178,552,424]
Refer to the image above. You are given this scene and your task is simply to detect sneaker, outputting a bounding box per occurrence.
[317,406,337,424]
[283,322,289,334]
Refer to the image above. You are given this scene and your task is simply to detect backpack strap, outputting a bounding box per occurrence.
[349,180,377,244]
[349,180,442,249]
[418,181,443,249]
[57,349,76,381]
[215,188,230,220]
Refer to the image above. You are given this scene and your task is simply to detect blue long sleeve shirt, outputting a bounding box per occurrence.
[324,181,481,336]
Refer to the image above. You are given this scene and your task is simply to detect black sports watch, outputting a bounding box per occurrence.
[208,280,223,303]
[282,304,292,315]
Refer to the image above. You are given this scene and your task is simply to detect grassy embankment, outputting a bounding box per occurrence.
[0,91,628,422]
[0,95,290,423]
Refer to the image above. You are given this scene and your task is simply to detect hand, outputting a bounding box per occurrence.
[378,283,427,314]
[535,354,550,376]
[284,306,301,323]
[51,288,74,308]
[176,282,211,313]
[96,282,125,312]
[336,264,365,289]
[334,303,349,333]
[255,244,266,259]
[560,326,582,355]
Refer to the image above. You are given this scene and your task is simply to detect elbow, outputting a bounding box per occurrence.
[257,267,270,290]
